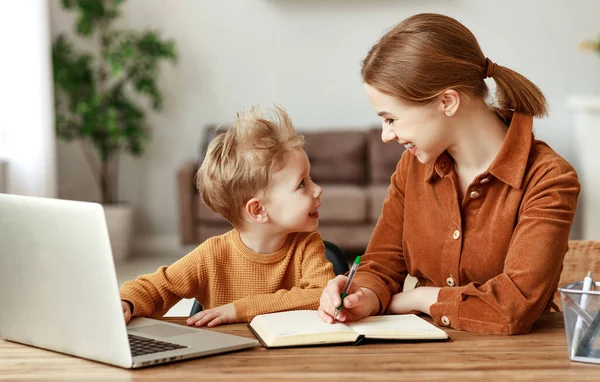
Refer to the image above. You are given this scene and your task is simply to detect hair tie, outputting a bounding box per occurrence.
[484,57,498,79]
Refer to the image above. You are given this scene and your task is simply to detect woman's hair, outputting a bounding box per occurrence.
[195,106,304,227]
[361,13,547,117]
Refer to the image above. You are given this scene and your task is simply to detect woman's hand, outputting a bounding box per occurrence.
[318,275,380,323]
[186,303,237,327]
[386,287,441,315]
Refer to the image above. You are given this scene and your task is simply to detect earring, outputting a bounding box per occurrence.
[446,111,452,116]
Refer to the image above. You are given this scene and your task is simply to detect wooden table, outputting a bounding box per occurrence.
[0,313,597,380]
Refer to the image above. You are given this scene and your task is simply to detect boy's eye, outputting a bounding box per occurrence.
[384,118,396,125]
[298,179,305,189]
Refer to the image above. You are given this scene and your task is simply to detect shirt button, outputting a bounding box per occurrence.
[469,191,480,199]
[441,316,450,326]
[480,177,490,184]
[446,277,455,287]
[453,230,460,240]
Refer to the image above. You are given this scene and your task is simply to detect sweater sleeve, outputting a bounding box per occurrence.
[232,232,335,321]
[430,162,580,334]
[120,246,206,318]
[352,152,410,313]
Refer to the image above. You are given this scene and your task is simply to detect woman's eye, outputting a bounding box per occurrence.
[384,118,395,125]
[298,179,305,189]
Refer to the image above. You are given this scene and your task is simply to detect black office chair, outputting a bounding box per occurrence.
[189,240,348,316]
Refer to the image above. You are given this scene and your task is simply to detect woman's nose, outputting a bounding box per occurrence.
[381,127,396,143]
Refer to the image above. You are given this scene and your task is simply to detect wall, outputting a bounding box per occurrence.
[1,0,56,198]
[48,0,600,254]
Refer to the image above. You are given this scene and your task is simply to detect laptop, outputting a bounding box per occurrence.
[0,194,258,368]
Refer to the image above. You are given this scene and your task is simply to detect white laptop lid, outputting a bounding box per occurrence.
[0,194,132,368]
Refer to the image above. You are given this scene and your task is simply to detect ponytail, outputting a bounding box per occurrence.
[362,13,548,118]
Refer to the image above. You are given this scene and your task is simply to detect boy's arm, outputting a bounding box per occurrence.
[120,248,206,318]
[232,233,336,322]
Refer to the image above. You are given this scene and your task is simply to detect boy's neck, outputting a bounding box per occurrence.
[237,229,290,254]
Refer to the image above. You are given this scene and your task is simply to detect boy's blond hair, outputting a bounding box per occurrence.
[196,106,305,228]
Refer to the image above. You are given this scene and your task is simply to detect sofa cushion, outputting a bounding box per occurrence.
[368,127,404,184]
[367,184,390,222]
[319,185,367,223]
[302,130,368,185]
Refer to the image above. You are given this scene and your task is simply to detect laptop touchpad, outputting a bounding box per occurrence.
[129,324,198,338]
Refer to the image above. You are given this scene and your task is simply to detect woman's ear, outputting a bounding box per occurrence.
[245,198,269,224]
[439,89,460,116]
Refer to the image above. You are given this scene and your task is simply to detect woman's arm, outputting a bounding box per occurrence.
[429,162,580,334]
[351,151,411,314]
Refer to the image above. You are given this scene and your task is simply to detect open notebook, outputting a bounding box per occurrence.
[248,310,449,348]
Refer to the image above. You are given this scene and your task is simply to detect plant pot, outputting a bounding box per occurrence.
[103,204,134,262]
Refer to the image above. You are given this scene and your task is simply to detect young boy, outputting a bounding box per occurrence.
[120,106,334,327]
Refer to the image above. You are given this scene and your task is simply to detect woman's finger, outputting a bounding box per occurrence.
[317,307,333,324]
[326,275,347,307]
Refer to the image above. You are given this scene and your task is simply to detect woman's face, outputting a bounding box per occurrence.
[364,84,452,164]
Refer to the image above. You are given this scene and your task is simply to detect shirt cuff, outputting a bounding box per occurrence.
[352,273,392,315]
[120,290,153,318]
[429,286,463,329]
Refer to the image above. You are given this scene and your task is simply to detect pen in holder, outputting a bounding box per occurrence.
[558,278,600,364]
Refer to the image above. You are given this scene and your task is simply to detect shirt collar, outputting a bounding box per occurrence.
[424,111,533,189]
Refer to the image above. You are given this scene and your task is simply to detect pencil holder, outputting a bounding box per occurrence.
[558,280,600,364]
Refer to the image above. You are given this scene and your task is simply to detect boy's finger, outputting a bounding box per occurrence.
[196,311,217,327]
[186,311,204,325]
[207,316,223,327]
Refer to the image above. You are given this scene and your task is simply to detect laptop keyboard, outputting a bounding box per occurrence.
[128,334,188,357]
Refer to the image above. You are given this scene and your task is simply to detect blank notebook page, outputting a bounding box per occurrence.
[347,314,448,338]
[253,310,356,337]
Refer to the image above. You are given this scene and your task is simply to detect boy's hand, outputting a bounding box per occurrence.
[122,300,132,324]
[186,303,236,327]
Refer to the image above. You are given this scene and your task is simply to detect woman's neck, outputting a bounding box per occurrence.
[446,103,508,175]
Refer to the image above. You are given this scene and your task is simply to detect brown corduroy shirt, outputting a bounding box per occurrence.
[353,112,580,335]
[120,230,334,322]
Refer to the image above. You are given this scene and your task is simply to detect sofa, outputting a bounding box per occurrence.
[177,126,404,252]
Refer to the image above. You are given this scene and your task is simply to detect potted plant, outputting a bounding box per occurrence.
[52,0,177,261]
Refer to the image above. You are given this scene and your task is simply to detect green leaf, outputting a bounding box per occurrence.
[53,0,176,202]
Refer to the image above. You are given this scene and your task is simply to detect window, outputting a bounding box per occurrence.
[0,126,6,159]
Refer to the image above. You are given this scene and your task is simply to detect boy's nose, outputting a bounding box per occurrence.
[314,184,323,198]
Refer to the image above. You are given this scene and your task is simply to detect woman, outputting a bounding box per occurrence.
[318,13,580,335]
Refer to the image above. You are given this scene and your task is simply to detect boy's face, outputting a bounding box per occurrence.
[263,147,322,233]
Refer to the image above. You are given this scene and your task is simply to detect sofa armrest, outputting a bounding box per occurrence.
[177,161,199,245]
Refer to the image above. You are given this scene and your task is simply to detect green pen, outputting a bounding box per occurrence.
[333,256,361,321]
